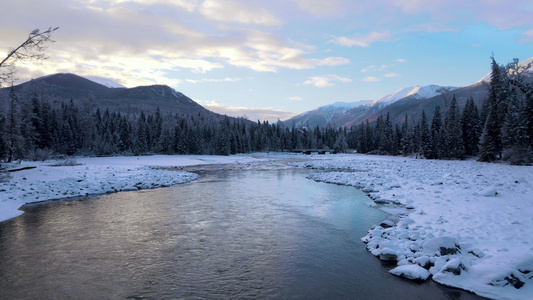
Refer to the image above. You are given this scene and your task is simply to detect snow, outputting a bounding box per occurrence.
[0,154,267,223]
[3,152,533,299]
[85,76,126,88]
[368,84,457,108]
[390,264,431,280]
[291,153,533,300]
[478,56,533,83]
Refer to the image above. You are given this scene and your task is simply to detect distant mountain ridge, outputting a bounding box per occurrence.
[85,76,126,88]
[287,56,533,128]
[284,101,371,128]
[285,84,457,128]
[10,73,217,117]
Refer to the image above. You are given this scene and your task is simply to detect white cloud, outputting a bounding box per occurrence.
[185,77,241,83]
[292,0,341,16]
[199,0,281,25]
[361,64,393,73]
[304,74,352,88]
[362,76,381,82]
[384,73,400,78]
[331,31,392,47]
[199,100,296,122]
[396,58,406,63]
[288,96,303,101]
[520,29,533,43]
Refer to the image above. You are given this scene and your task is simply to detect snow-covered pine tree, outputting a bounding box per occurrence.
[501,88,531,164]
[430,105,443,159]
[461,97,481,156]
[478,57,508,161]
[420,110,431,158]
[445,95,464,159]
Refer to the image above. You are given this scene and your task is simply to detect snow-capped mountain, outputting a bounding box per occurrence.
[477,56,533,83]
[284,100,371,128]
[369,85,457,108]
[85,76,126,88]
[11,73,217,117]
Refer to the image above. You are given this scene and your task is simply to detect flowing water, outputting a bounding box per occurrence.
[0,168,485,299]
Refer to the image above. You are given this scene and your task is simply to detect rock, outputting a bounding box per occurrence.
[390,264,431,281]
[480,187,498,197]
[422,236,460,256]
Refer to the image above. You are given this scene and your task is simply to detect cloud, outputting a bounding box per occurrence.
[292,0,342,16]
[199,0,281,25]
[288,96,303,101]
[0,0,352,90]
[384,73,400,78]
[520,29,533,43]
[362,76,381,82]
[396,58,406,63]
[199,100,296,123]
[185,77,242,83]
[361,64,393,73]
[331,31,392,47]
[304,74,351,88]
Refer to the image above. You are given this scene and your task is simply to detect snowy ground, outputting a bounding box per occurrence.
[2,153,532,299]
[290,154,533,300]
[0,154,270,223]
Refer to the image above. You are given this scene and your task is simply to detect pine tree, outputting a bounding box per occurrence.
[461,97,481,156]
[400,115,412,156]
[478,109,500,162]
[429,105,443,159]
[501,88,530,164]
[479,57,508,160]
[445,95,464,159]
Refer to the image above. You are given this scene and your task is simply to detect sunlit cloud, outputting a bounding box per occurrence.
[384,73,400,78]
[288,96,303,101]
[185,77,242,83]
[396,58,406,63]
[199,0,281,25]
[520,29,533,43]
[292,0,342,16]
[331,31,392,47]
[362,76,381,82]
[304,74,351,88]
[198,100,296,122]
[361,64,393,73]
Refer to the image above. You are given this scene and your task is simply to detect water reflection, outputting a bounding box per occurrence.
[0,169,485,299]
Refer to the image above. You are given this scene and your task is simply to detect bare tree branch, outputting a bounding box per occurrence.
[0,27,59,87]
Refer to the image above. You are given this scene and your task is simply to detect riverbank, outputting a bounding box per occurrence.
[290,154,533,300]
[3,153,532,299]
[0,154,272,222]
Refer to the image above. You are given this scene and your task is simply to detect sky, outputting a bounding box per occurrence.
[1,0,532,122]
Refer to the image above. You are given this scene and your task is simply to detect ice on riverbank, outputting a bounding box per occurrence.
[1,155,267,223]
[292,154,533,300]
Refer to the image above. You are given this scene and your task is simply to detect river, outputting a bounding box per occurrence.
[0,168,485,299]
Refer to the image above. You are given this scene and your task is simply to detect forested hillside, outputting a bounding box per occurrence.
[0,58,531,164]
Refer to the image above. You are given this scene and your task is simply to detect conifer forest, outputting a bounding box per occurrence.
[1,58,532,164]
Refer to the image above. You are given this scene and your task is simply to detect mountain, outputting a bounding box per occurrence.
[326,84,457,127]
[324,57,533,127]
[283,101,371,128]
[10,73,215,117]
[478,56,533,83]
[85,76,126,88]
[369,85,456,108]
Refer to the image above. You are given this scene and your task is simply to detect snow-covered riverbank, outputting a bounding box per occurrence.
[291,154,533,300]
[1,155,268,222]
[3,153,532,299]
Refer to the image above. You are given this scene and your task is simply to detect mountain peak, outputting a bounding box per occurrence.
[368,84,457,108]
[85,76,125,88]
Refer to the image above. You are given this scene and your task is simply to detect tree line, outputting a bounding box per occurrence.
[346,57,533,164]
[0,57,531,164]
[0,89,351,161]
